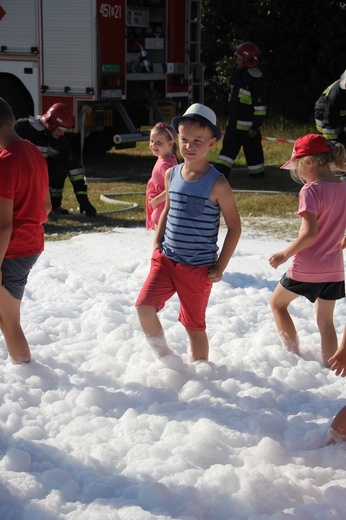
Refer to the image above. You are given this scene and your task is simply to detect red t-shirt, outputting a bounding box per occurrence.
[0,140,49,258]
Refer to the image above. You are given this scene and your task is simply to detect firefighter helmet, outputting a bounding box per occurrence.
[41,103,75,131]
[235,42,259,68]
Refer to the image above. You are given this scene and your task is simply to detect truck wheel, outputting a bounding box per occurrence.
[0,74,34,119]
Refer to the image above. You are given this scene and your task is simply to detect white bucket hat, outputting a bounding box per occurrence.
[171,103,222,141]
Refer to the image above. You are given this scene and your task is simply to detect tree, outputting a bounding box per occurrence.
[202,0,346,123]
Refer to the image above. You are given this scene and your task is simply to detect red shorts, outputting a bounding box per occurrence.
[136,249,213,331]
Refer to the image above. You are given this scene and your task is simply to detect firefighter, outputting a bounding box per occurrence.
[216,42,267,179]
[15,103,96,217]
[315,70,346,145]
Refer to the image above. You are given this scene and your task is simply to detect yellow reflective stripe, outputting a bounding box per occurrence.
[37,146,48,153]
[36,145,60,158]
[238,92,252,105]
[236,120,252,131]
[316,120,338,138]
[37,146,49,158]
[69,168,86,181]
[254,104,266,115]
[217,155,234,167]
[69,168,85,175]
[324,132,338,140]
[70,174,85,182]
[254,108,266,116]
[248,163,264,172]
[321,128,338,138]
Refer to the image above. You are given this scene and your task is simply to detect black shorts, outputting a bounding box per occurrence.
[280,273,345,303]
[1,254,40,300]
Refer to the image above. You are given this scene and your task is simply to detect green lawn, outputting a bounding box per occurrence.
[44,123,309,241]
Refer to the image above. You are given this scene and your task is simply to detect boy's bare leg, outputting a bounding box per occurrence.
[186,329,209,361]
[0,286,31,363]
[315,298,337,365]
[270,284,300,354]
[136,304,162,336]
[136,304,172,358]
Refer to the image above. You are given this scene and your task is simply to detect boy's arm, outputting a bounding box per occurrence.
[153,168,172,251]
[0,198,13,284]
[208,176,241,283]
[44,190,52,215]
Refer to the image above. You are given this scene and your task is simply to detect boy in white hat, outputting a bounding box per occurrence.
[136,103,241,362]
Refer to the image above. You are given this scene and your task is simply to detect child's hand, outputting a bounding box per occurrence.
[328,352,346,377]
[149,196,158,209]
[341,236,346,249]
[207,264,223,283]
[269,252,286,269]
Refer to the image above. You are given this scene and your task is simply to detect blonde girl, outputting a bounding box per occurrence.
[146,123,178,230]
[269,134,346,365]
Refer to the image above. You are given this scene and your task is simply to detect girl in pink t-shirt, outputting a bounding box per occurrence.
[269,134,346,365]
[146,123,178,230]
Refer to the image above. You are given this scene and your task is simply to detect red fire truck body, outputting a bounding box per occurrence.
[0,0,203,148]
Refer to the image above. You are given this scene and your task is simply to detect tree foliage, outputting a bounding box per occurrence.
[202,0,346,123]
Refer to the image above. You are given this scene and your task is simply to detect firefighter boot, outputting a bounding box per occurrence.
[77,194,97,217]
[50,190,70,216]
[52,207,70,215]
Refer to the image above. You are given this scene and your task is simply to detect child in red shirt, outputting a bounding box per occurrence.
[0,98,51,363]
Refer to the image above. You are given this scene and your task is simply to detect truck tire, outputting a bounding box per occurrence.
[0,74,34,119]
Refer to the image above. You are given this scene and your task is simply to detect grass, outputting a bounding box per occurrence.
[44,120,310,241]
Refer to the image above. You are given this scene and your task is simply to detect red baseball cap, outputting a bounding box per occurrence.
[281,134,332,170]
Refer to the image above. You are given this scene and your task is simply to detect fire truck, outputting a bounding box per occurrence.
[0,0,203,152]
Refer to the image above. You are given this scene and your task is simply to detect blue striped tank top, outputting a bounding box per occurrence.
[162,164,222,266]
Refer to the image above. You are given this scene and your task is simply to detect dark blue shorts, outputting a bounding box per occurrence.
[280,273,345,303]
[1,254,40,300]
